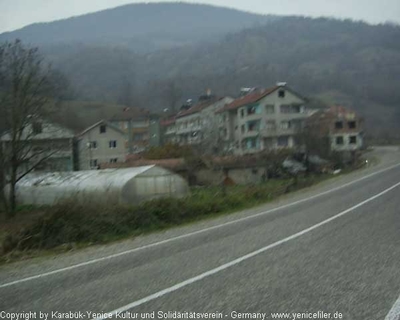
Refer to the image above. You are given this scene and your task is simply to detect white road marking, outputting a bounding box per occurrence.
[0,162,400,289]
[385,294,400,320]
[94,180,400,319]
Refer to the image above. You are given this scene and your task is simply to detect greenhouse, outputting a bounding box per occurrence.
[13,165,189,206]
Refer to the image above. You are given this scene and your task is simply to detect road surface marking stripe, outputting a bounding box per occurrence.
[94,180,400,318]
[385,294,400,320]
[1,162,400,289]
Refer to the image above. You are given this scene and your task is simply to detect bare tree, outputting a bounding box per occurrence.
[0,144,7,212]
[0,40,62,217]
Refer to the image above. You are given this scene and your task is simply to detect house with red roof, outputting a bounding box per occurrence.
[216,83,314,155]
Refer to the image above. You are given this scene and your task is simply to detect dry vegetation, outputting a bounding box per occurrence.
[0,174,329,264]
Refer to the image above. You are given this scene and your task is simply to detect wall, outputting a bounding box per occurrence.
[217,86,311,156]
[149,118,162,147]
[78,124,127,170]
[330,132,363,152]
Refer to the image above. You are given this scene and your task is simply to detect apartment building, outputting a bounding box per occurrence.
[216,83,314,155]
[109,108,155,153]
[76,120,127,170]
[160,117,178,145]
[1,119,75,172]
[174,97,234,149]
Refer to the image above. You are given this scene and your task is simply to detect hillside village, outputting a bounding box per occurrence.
[1,3,400,316]
[0,82,364,181]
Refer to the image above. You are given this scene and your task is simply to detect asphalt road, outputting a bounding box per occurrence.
[1,147,400,320]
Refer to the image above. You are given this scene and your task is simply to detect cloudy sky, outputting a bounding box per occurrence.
[0,0,399,33]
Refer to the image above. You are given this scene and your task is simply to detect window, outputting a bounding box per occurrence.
[88,141,97,149]
[280,104,301,114]
[265,105,275,114]
[265,120,276,131]
[247,120,261,132]
[280,121,291,130]
[336,136,344,145]
[335,121,343,129]
[100,125,106,133]
[280,105,290,113]
[241,125,245,134]
[278,90,285,98]
[32,122,42,134]
[247,105,260,115]
[246,137,259,149]
[348,121,357,129]
[240,109,245,118]
[349,136,357,144]
[277,136,289,147]
[293,105,302,113]
[110,158,118,163]
[90,159,98,168]
[109,140,117,148]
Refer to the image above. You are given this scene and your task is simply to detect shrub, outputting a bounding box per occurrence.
[1,175,326,256]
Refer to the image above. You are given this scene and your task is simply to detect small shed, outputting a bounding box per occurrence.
[14,166,189,206]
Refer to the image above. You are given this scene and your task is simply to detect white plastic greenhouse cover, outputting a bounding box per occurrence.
[14,165,189,205]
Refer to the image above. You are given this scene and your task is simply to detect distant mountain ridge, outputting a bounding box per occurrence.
[0,2,275,53]
[1,3,399,139]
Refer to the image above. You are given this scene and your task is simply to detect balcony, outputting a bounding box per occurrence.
[278,112,309,121]
[241,130,260,138]
[261,127,297,137]
[176,124,202,134]
[241,113,263,122]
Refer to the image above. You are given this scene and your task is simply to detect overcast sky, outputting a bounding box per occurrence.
[1,0,399,33]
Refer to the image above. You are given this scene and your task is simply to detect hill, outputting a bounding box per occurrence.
[138,17,400,138]
[1,4,399,139]
[0,2,274,53]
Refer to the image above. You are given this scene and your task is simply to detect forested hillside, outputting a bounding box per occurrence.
[0,3,273,53]
[1,3,399,139]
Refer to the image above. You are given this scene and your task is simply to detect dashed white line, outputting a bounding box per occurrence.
[93,180,400,319]
[1,162,400,289]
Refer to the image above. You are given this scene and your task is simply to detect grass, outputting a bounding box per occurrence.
[0,173,337,264]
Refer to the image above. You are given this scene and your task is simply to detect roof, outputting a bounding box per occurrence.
[176,97,222,118]
[216,86,279,113]
[16,166,167,196]
[216,84,306,114]
[77,120,127,137]
[160,117,176,127]
[326,105,356,117]
[1,120,75,141]
[308,106,358,123]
